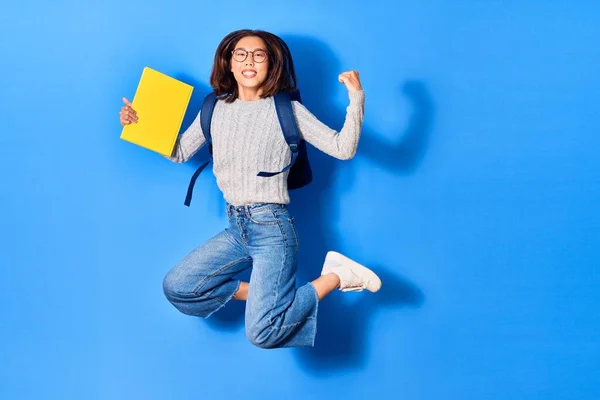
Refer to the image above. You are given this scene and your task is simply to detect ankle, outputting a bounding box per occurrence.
[325,272,341,288]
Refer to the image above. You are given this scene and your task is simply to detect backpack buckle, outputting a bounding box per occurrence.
[289,143,298,152]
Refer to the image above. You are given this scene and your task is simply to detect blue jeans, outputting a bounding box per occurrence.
[162,203,319,348]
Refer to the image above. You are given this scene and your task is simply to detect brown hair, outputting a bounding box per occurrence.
[209,29,298,103]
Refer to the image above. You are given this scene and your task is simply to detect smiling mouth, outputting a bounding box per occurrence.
[242,70,257,78]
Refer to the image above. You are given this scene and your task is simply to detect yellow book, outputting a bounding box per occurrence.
[120,67,194,156]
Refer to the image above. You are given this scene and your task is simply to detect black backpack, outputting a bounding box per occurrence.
[184,90,312,206]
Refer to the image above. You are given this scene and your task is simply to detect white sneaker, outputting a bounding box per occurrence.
[321,251,382,293]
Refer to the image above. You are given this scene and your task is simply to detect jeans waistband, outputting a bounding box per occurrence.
[226,202,286,218]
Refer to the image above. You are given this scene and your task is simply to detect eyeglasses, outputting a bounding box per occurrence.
[231,48,268,63]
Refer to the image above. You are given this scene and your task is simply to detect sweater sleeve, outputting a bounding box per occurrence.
[291,90,364,160]
[165,110,207,163]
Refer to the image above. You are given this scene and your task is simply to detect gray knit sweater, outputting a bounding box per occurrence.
[167,90,365,206]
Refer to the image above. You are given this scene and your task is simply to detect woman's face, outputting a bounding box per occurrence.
[230,36,270,93]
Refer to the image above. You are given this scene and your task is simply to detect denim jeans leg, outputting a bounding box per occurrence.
[243,205,319,348]
[163,225,251,318]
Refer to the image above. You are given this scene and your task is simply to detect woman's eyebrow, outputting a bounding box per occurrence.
[235,47,267,51]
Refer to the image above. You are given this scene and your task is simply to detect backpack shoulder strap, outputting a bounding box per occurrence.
[184,92,217,207]
[274,91,301,150]
[257,91,301,177]
[200,92,218,145]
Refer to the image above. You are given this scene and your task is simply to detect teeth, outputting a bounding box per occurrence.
[242,71,256,78]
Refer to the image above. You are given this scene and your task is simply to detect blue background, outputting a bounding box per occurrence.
[1,0,599,399]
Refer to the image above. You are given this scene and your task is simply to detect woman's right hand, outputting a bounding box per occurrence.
[119,97,138,126]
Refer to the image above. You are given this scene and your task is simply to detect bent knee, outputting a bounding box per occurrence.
[162,271,181,301]
[162,270,203,302]
[246,324,279,349]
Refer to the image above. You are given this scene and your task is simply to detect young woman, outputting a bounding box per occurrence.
[119,29,381,349]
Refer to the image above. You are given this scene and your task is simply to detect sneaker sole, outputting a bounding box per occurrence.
[326,251,382,293]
